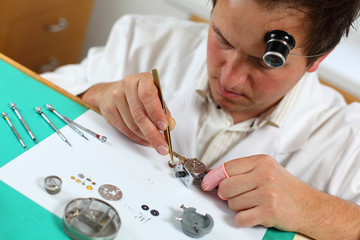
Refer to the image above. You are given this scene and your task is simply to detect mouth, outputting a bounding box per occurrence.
[217,81,245,99]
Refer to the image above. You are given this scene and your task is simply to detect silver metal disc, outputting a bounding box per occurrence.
[98,184,122,201]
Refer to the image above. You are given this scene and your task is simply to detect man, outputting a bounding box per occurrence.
[42,0,360,239]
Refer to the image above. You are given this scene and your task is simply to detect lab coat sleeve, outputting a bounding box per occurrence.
[305,102,360,205]
[337,147,360,205]
[327,107,360,205]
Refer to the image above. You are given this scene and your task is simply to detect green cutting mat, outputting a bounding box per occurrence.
[0,58,87,167]
[263,228,296,240]
[0,58,88,239]
[0,180,69,240]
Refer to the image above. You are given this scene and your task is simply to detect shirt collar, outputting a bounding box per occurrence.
[195,66,308,129]
[195,66,209,99]
[266,73,306,127]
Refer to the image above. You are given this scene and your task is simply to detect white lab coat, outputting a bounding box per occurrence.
[42,15,360,204]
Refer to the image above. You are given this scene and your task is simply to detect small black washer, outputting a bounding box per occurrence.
[141,205,149,211]
[150,209,159,216]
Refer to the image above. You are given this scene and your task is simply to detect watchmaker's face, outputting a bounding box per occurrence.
[207,0,321,123]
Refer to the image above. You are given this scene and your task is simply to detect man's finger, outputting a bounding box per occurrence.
[138,74,169,131]
[224,154,271,176]
[111,109,150,146]
[201,163,229,191]
[202,155,270,192]
[117,91,147,140]
[234,206,266,228]
[125,75,169,155]
[225,185,261,212]
[217,173,258,199]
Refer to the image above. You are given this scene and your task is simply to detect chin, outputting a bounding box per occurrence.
[214,94,249,112]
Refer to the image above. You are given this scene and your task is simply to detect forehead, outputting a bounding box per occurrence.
[212,0,309,54]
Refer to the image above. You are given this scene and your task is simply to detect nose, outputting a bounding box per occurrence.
[220,51,250,88]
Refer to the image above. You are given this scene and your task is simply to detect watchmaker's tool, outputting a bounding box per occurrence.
[176,204,214,238]
[62,115,107,143]
[63,198,121,240]
[46,104,88,140]
[152,69,174,165]
[2,112,27,150]
[10,103,38,144]
[35,107,71,146]
[173,151,207,189]
[151,69,207,188]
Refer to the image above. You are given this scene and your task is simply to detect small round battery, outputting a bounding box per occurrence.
[44,175,62,194]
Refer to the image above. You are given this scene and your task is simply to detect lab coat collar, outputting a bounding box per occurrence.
[195,67,208,99]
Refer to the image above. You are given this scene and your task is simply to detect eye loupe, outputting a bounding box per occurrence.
[263,30,296,68]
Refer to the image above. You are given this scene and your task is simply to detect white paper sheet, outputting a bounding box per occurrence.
[0,110,266,239]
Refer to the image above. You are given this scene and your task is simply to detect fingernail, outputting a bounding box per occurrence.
[217,188,228,201]
[157,121,167,131]
[156,145,168,155]
[169,117,176,130]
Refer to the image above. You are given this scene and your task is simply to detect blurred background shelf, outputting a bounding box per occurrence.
[0,0,94,73]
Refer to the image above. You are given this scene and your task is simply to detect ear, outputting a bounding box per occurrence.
[307,50,332,73]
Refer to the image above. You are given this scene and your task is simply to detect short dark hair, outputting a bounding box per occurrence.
[211,0,360,66]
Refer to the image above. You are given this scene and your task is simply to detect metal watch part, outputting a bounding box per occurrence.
[176,205,214,238]
[141,205,149,211]
[44,175,62,194]
[150,209,160,217]
[175,158,207,189]
[98,184,122,201]
[63,198,121,240]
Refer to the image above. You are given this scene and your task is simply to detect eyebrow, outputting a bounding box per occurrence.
[212,21,265,61]
[212,22,232,46]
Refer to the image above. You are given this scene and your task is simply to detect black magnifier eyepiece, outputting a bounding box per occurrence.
[263,30,296,68]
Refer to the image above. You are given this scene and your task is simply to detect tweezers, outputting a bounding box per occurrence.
[152,69,174,164]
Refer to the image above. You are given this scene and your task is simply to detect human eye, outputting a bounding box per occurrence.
[250,56,272,70]
[212,23,233,49]
[216,35,233,50]
[213,30,233,49]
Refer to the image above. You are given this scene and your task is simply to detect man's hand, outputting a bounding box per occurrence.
[79,72,175,155]
[201,154,360,240]
[202,155,306,231]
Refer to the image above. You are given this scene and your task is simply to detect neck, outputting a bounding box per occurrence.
[229,101,280,124]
